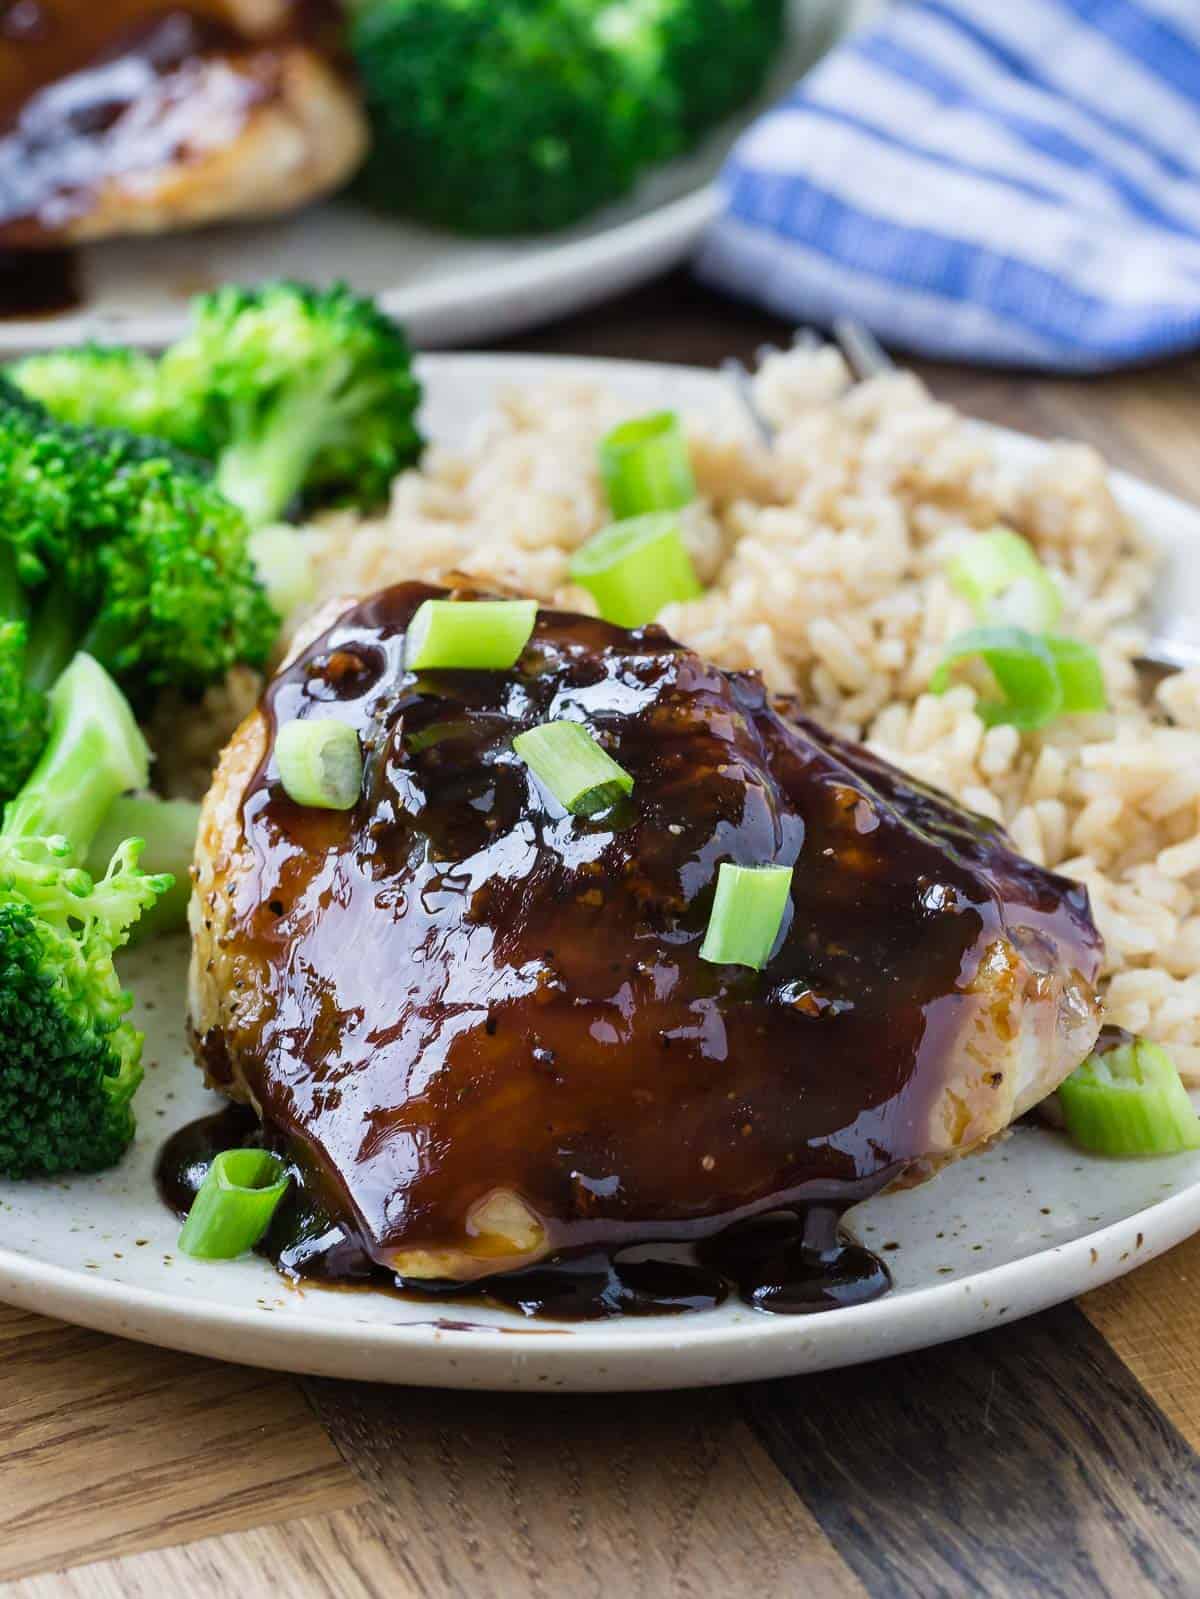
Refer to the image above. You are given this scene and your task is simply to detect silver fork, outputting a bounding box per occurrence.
[723,320,1198,675]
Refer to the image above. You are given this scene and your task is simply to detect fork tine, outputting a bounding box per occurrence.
[723,328,832,448]
[832,318,894,380]
[720,357,776,447]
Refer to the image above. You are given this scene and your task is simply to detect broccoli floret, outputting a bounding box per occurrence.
[0,623,47,800]
[158,281,423,525]
[655,0,785,136]
[0,383,276,799]
[8,344,170,436]
[0,528,50,801]
[0,652,169,1177]
[7,284,422,528]
[351,0,660,234]
[350,0,784,235]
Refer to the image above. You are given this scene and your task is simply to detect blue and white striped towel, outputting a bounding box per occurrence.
[696,0,1200,370]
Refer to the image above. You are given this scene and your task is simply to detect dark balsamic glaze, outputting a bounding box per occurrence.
[156,1106,889,1319]
[0,242,77,315]
[0,1,345,256]
[1093,1023,1136,1057]
[177,582,1103,1319]
[696,1210,890,1314]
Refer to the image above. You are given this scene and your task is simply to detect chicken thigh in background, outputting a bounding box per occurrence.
[0,0,365,245]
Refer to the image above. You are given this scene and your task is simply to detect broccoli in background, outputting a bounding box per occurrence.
[10,344,168,436]
[0,653,170,1177]
[656,0,790,137]
[349,0,786,235]
[9,281,424,528]
[0,379,277,800]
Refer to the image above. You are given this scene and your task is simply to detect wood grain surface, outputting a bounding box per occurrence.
[4,271,1200,1598]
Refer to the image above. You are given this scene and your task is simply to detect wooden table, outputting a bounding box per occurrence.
[4,272,1200,1598]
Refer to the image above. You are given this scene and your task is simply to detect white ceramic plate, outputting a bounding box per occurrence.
[0,352,1197,1392]
[0,0,873,356]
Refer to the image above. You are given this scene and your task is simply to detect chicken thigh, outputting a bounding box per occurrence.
[188,583,1103,1291]
[0,0,364,245]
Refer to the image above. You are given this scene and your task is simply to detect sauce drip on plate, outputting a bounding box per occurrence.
[156,1105,892,1319]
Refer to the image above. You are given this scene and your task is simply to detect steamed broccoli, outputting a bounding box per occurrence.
[158,281,422,525]
[9,344,168,436]
[0,380,276,797]
[0,652,170,1177]
[10,282,423,528]
[350,0,785,234]
[654,0,786,136]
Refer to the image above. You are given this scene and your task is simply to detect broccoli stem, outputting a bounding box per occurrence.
[0,545,27,627]
[216,386,340,527]
[25,590,83,693]
[85,795,199,941]
[0,549,89,692]
[2,654,151,852]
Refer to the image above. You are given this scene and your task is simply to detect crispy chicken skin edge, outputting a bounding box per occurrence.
[4,47,366,245]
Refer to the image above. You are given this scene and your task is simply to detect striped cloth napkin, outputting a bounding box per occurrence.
[696,0,1200,370]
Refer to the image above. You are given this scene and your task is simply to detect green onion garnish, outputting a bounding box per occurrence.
[178,1148,290,1259]
[1044,635,1107,714]
[275,718,363,810]
[405,598,537,671]
[569,512,702,628]
[1058,1038,1200,1157]
[599,411,697,520]
[931,625,1106,729]
[513,720,633,816]
[948,527,1062,632]
[699,863,793,971]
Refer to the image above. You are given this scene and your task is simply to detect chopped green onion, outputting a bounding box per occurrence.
[276,718,362,810]
[404,719,470,755]
[178,1148,290,1259]
[948,527,1062,631]
[569,512,702,628]
[599,411,697,520]
[513,720,633,816]
[1058,1038,1200,1157]
[699,863,793,971]
[931,626,1061,729]
[931,625,1106,730]
[406,598,537,671]
[1044,635,1107,714]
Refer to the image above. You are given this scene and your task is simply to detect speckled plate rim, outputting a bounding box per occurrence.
[0,350,1196,1392]
[0,1177,1196,1391]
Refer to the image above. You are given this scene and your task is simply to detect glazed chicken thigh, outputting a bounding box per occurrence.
[0,0,365,245]
[188,583,1103,1289]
